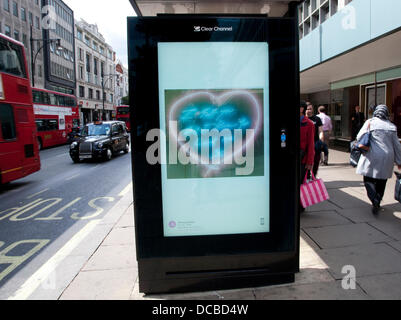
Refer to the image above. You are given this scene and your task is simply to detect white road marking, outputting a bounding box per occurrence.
[55,153,67,158]
[65,173,80,181]
[118,182,132,197]
[7,219,101,300]
[26,189,49,199]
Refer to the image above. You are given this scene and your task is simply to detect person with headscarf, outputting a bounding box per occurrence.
[356,105,401,214]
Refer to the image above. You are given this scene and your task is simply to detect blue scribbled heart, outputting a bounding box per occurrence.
[168,90,262,176]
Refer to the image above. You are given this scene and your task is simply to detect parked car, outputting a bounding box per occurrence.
[69,121,129,163]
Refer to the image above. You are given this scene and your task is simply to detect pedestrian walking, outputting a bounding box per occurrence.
[351,105,365,141]
[306,104,324,177]
[317,106,332,165]
[356,105,401,215]
[300,101,315,212]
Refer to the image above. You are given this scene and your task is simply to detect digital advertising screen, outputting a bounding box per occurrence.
[158,42,270,237]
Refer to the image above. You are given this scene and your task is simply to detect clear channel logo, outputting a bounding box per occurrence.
[194,26,233,32]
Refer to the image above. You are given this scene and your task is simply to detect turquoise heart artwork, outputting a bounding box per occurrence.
[165,89,265,178]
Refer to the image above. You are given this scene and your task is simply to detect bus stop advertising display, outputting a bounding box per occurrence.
[128,16,300,294]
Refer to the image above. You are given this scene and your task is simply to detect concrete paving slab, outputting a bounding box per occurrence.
[115,210,134,228]
[367,213,401,241]
[60,268,137,300]
[102,226,135,246]
[318,243,401,279]
[300,245,328,269]
[328,189,371,209]
[68,223,114,256]
[253,281,370,300]
[357,273,401,300]
[300,230,320,250]
[294,268,334,285]
[82,244,137,271]
[303,223,391,249]
[338,207,381,223]
[305,200,341,212]
[301,210,352,228]
[27,254,89,300]
[387,241,401,253]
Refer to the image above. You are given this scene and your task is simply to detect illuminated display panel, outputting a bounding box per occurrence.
[158,42,270,237]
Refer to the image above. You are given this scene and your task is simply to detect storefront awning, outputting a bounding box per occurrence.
[301,29,401,94]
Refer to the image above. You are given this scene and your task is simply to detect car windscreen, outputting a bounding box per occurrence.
[81,124,111,136]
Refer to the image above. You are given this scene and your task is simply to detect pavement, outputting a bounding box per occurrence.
[22,148,401,300]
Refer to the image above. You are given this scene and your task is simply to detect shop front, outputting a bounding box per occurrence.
[302,68,401,145]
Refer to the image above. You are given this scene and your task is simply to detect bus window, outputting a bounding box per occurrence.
[36,119,58,131]
[49,93,57,106]
[66,97,76,107]
[72,119,80,128]
[48,119,58,130]
[117,107,129,115]
[0,104,17,139]
[33,90,42,104]
[35,120,44,131]
[0,37,27,78]
[43,91,50,104]
[57,95,65,106]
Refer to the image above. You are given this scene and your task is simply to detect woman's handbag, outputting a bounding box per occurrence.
[394,171,401,203]
[357,121,371,152]
[350,140,362,167]
[350,121,371,167]
[300,171,330,208]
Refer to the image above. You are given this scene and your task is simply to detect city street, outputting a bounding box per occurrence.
[0,144,132,299]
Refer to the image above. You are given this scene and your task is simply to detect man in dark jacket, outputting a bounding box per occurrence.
[306,104,324,177]
[351,105,365,141]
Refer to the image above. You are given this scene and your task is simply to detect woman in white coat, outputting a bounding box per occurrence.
[356,105,401,214]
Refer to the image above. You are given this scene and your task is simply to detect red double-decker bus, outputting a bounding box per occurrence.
[116,105,130,132]
[0,33,40,185]
[32,88,80,149]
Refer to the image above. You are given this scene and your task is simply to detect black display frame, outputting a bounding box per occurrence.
[128,16,300,294]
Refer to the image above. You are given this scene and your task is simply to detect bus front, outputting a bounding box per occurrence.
[116,105,130,132]
[0,33,40,185]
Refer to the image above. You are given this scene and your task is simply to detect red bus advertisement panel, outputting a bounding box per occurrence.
[32,88,80,149]
[116,105,130,131]
[0,33,40,185]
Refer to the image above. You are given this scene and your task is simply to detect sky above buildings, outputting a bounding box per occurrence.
[64,0,136,68]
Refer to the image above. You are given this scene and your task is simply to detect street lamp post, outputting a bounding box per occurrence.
[101,74,118,121]
[29,25,62,87]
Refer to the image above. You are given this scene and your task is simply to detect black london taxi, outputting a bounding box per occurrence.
[69,121,129,163]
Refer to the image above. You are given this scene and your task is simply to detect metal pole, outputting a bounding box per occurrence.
[102,77,105,121]
[30,25,35,87]
[374,72,378,108]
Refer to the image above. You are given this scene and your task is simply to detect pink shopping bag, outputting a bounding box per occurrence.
[300,171,329,208]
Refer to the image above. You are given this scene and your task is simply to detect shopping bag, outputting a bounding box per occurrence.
[394,171,401,203]
[350,140,362,167]
[300,171,330,208]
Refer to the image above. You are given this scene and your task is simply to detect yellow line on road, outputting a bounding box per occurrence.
[7,219,101,300]
[26,189,49,199]
[118,182,132,197]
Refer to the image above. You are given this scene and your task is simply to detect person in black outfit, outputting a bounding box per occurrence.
[306,104,324,177]
[351,105,365,141]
